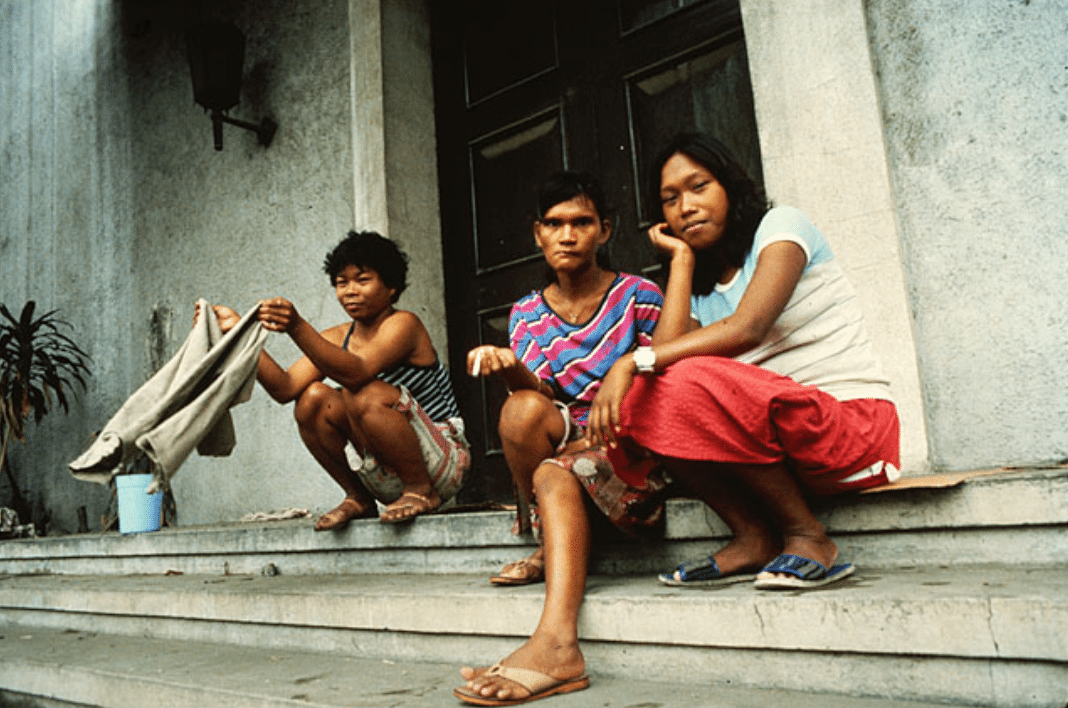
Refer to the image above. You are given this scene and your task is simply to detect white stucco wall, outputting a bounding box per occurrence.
[0,0,446,531]
[739,0,929,473]
[865,0,1068,469]
[143,0,357,526]
[1,0,135,533]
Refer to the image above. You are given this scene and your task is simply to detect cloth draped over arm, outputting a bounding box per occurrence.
[68,299,267,492]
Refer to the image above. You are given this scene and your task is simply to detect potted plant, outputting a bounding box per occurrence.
[0,301,92,532]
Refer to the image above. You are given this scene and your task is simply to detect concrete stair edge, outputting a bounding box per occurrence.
[1,468,1064,575]
[2,625,998,708]
[1,568,1065,662]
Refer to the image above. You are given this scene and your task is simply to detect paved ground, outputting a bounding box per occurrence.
[0,625,961,708]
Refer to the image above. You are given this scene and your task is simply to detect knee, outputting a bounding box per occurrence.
[532,462,581,503]
[341,381,397,423]
[498,389,555,442]
[293,382,335,427]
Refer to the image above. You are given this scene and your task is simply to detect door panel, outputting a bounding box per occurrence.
[625,39,763,229]
[471,110,565,273]
[432,0,762,503]
[463,3,558,105]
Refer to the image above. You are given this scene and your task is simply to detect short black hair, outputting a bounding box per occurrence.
[323,230,409,302]
[536,170,611,223]
[648,133,770,295]
[535,171,613,278]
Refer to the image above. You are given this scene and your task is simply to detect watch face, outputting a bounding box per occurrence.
[634,347,655,372]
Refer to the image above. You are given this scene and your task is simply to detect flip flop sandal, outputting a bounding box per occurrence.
[657,555,758,587]
[379,491,439,524]
[753,553,856,590]
[453,663,589,706]
[489,557,545,586]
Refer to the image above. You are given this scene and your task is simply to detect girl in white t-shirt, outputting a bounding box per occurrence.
[587,132,901,590]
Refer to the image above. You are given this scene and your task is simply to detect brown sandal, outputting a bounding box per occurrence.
[489,556,545,586]
[379,490,440,524]
[314,497,376,531]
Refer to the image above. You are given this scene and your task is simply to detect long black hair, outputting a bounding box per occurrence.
[647,133,770,295]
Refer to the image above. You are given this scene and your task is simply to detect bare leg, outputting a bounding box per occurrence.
[343,381,440,523]
[731,461,837,573]
[498,389,567,502]
[459,461,589,701]
[662,458,780,574]
[495,390,569,570]
[293,383,375,529]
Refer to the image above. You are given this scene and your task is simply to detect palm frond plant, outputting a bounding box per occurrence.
[0,301,92,527]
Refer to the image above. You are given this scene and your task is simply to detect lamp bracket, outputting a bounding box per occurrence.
[210,110,276,151]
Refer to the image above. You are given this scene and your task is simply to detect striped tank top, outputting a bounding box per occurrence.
[342,321,461,422]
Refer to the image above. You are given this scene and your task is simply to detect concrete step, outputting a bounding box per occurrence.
[1,467,1065,577]
[0,625,964,708]
[1,566,1066,707]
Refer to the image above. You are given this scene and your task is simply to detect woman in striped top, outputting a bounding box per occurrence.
[457,172,663,704]
[209,230,469,529]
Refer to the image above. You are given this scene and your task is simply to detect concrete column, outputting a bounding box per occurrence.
[739,0,929,473]
[348,0,448,356]
[349,0,389,229]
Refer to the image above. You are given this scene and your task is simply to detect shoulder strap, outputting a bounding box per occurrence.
[341,320,356,349]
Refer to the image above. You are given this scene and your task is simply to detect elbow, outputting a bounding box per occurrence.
[332,374,371,392]
[651,322,691,346]
[699,317,768,358]
[731,321,770,355]
[269,389,297,405]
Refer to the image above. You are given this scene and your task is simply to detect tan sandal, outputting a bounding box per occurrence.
[489,556,545,586]
[453,663,588,705]
[314,497,377,531]
[379,490,439,524]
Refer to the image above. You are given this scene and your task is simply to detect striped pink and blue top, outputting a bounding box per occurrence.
[509,272,663,427]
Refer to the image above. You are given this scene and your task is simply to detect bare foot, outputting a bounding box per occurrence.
[757,533,839,581]
[379,489,440,524]
[314,496,376,531]
[458,635,586,703]
[661,533,780,585]
[709,535,781,576]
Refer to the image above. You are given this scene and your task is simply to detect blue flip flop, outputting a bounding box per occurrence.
[658,556,759,587]
[753,553,855,590]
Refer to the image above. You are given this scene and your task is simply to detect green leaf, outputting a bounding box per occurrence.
[0,300,93,437]
[18,301,36,330]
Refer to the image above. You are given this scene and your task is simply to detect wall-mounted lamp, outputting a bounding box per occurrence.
[186,21,276,151]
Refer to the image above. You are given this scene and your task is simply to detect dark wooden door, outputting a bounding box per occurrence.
[431,0,763,503]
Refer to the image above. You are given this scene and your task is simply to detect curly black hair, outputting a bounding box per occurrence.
[323,230,409,303]
[647,133,770,295]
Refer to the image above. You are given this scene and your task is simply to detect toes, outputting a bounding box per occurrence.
[479,679,524,700]
[379,492,439,524]
[381,505,414,523]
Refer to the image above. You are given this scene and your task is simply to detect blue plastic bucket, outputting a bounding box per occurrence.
[116,473,163,534]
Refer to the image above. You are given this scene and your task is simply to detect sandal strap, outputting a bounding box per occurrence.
[396,491,433,505]
[485,664,559,694]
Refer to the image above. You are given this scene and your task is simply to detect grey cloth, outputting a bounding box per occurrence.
[70,300,267,491]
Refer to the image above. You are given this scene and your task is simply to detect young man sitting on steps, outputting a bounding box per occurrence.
[207,230,469,528]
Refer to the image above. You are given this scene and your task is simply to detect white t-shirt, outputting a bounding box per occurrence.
[691,206,893,402]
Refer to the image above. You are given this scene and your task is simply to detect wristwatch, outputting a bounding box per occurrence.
[633,346,656,374]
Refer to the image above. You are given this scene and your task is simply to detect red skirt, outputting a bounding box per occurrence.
[617,357,900,496]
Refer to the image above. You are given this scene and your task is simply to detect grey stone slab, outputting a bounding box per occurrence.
[2,566,1065,662]
[2,468,1065,577]
[0,625,1013,708]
